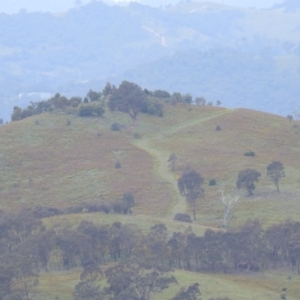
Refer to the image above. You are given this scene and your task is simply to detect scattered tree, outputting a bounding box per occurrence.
[287,115,293,122]
[209,179,217,186]
[115,161,121,169]
[178,168,204,220]
[73,260,104,300]
[236,169,261,196]
[153,90,171,99]
[7,256,39,300]
[86,89,102,102]
[267,161,285,192]
[218,189,239,227]
[174,213,192,223]
[73,281,104,300]
[172,283,201,300]
[78,104,105,117]
[108,81,146,122]
[105,262,177,300]
[195,97,206,106]
[111,123,121,131]
[122,193,135,214]
[244,150,255,157]
[102,82,116,97]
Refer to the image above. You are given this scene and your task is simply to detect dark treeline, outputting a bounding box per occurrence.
[1,207,300,299]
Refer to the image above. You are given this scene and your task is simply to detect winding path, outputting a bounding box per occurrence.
[134,109,231,218]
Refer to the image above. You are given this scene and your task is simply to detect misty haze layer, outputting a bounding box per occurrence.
[0,0,299,120]
[0,0,284,14]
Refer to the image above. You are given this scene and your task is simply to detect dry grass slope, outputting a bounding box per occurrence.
[1,105,300,227]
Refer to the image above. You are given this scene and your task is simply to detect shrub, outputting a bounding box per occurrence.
[134,132,142,139]
[209,179,217,186]
[115,161,121,169]
[216,125,221,131]
[66,119,71,126]
[112,202,123,214]
[32,206,63,218]
[64,204,85,214]
[111,123,121,131]
[141,98,164,117]
[99,203,111,214]
[78,104,105,117]
[174,213,192,223]
[244,150,255,157]
[123,193,135,212]
[153,89,171,99]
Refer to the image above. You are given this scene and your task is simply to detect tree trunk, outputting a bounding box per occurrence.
[248,188,253,196]
[223,208,230,227]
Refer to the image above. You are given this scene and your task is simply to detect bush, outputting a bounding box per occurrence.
[141,98,164,117]
[32,206,63,218]
[216,125,221,131]
[244,150,255,157]
[112,202,124,214]
[78,104,105,117]
[134,132,142,139]
[98,203,111,214]
[111,123,121,131]
[153,89,171,99]
[64,204,85,214]
[209,179,217,186]
[115,161,121,169]
[174,213,192,223]
[123,193,135,213]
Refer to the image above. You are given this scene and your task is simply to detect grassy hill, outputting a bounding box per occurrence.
[1,104,300,226]
[1,104,300,299]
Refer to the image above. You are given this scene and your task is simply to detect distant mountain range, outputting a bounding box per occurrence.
[0,0,299,120]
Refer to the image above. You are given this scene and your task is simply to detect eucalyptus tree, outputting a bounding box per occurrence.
[178,168,204,220]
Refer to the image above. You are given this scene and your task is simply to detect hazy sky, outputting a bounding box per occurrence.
[0,0,285,14]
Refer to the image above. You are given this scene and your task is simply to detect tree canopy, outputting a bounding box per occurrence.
[267,161,285,192]
[108,81,146,121]
[236,169,261,196]
[178,169,204,220]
